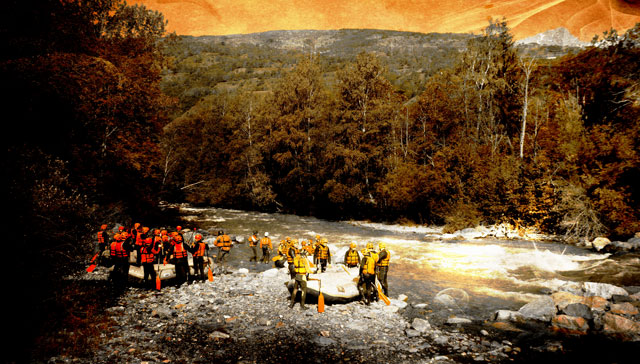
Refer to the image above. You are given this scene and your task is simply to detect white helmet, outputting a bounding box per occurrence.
[265,232,269,237]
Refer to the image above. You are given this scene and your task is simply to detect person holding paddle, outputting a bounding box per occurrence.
[190,234,209,281]
[358,249,377,305]
[376,242,390,296]
[290,248,311,310]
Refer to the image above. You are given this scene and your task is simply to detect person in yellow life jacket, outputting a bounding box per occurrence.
[358,249,377,305]
[248,231,259,262]
[110,233,133,287]
[289,249,311,310]
[365,242,379,301]
[170,234,190,285]
[260,232,272,263]
[287,240,300,279]
[215,230,233,263]
[141,237,161,289]
[376,242,390,296]
[344,242,360,268]
[314,238,331,273]
[189,234,209,281]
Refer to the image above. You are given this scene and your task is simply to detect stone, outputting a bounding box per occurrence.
[397,294,409,302]
[561,303,593,320]
[551,315,589,335]
[583,296,609,312]
[551,291,584,311]
[411,317,432,333]
[494,310,524,322]
[518,296,556,322]
[591,237,611,251]
[405,329,421,338]
[601,313,640,340]
[583,282,628,299]
[610,302,639,316]
[447,317,472,325]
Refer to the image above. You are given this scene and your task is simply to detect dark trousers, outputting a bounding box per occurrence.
[261,248,270,263]
[290,275,308,308]
[377,266,389,296]
[143,262,157,288]
[358,273,375,304]
[193,256,205,280]
[249,246,258,261]
[174,258,189,285]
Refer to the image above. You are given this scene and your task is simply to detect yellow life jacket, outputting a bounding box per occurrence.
[378,249,390,267]
[362,255,376,275]
[317,245,329,259]
[293,256,308,274]
[287,247,298,263]
[346,249,359,265]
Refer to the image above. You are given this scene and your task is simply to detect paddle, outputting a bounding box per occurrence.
[156,264,162,291]
[86,253,100,272]
[376,282,390,305]
[308,277,325,312]
[207,257,214,282]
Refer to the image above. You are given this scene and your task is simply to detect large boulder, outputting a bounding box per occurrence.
[518,296,556,322]
[551,315,589,335]
[583,282,628,299]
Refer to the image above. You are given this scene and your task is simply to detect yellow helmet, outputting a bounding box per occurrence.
[350,242,357,249]
[366,242,374,250]
[379,242,386,250]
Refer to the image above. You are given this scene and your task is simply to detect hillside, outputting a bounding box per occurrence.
[161,28,583,116]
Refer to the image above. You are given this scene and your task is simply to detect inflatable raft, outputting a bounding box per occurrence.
[286,264,361,304]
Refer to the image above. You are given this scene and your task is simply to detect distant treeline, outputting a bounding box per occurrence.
[160,20,640,240]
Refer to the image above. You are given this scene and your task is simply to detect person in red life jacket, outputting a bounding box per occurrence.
[344,242,360,268]
[376,242,390,296]
[134,226,150,266]
[141,237,161,289]
[260,232,272,263]
[189,234,209,281]
[358,249,377,305]
[248,231,259,262]
[96,224,110,264]
[314,238,331,273]
[110,232,134,286]
[215,230,233,263]
[169,234,190,285]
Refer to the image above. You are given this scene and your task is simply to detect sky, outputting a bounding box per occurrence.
[133,0,640,40]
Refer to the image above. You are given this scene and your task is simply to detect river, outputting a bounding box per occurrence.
[178,205,640,321]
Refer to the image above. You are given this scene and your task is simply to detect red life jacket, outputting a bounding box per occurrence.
[141,240,159,263]
[110,241,128,258]
[193,242,207,257]
[174,242,188,259]
[97,230,105,244]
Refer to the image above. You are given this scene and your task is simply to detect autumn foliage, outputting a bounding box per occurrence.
[162,20,640,240]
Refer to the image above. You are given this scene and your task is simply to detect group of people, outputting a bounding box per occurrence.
[95,224,391,307]
[96,223,212,288]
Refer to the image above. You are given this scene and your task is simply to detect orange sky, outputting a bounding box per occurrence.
[133,0,640,40]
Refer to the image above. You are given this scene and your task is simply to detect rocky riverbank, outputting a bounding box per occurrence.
[46,261,640,364]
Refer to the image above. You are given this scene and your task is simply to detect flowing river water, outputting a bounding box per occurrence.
[179,206,640,321]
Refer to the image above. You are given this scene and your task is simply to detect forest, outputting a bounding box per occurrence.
[160,21,640,241]
[0,1,638,360]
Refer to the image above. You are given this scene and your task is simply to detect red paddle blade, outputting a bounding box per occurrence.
[318,293,325,313]
[156,276,161,290]
[90,253,99,262]
[208,268,214,282]
[86,264,97,273]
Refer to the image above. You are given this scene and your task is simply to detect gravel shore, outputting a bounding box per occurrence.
[48,264,638,364]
